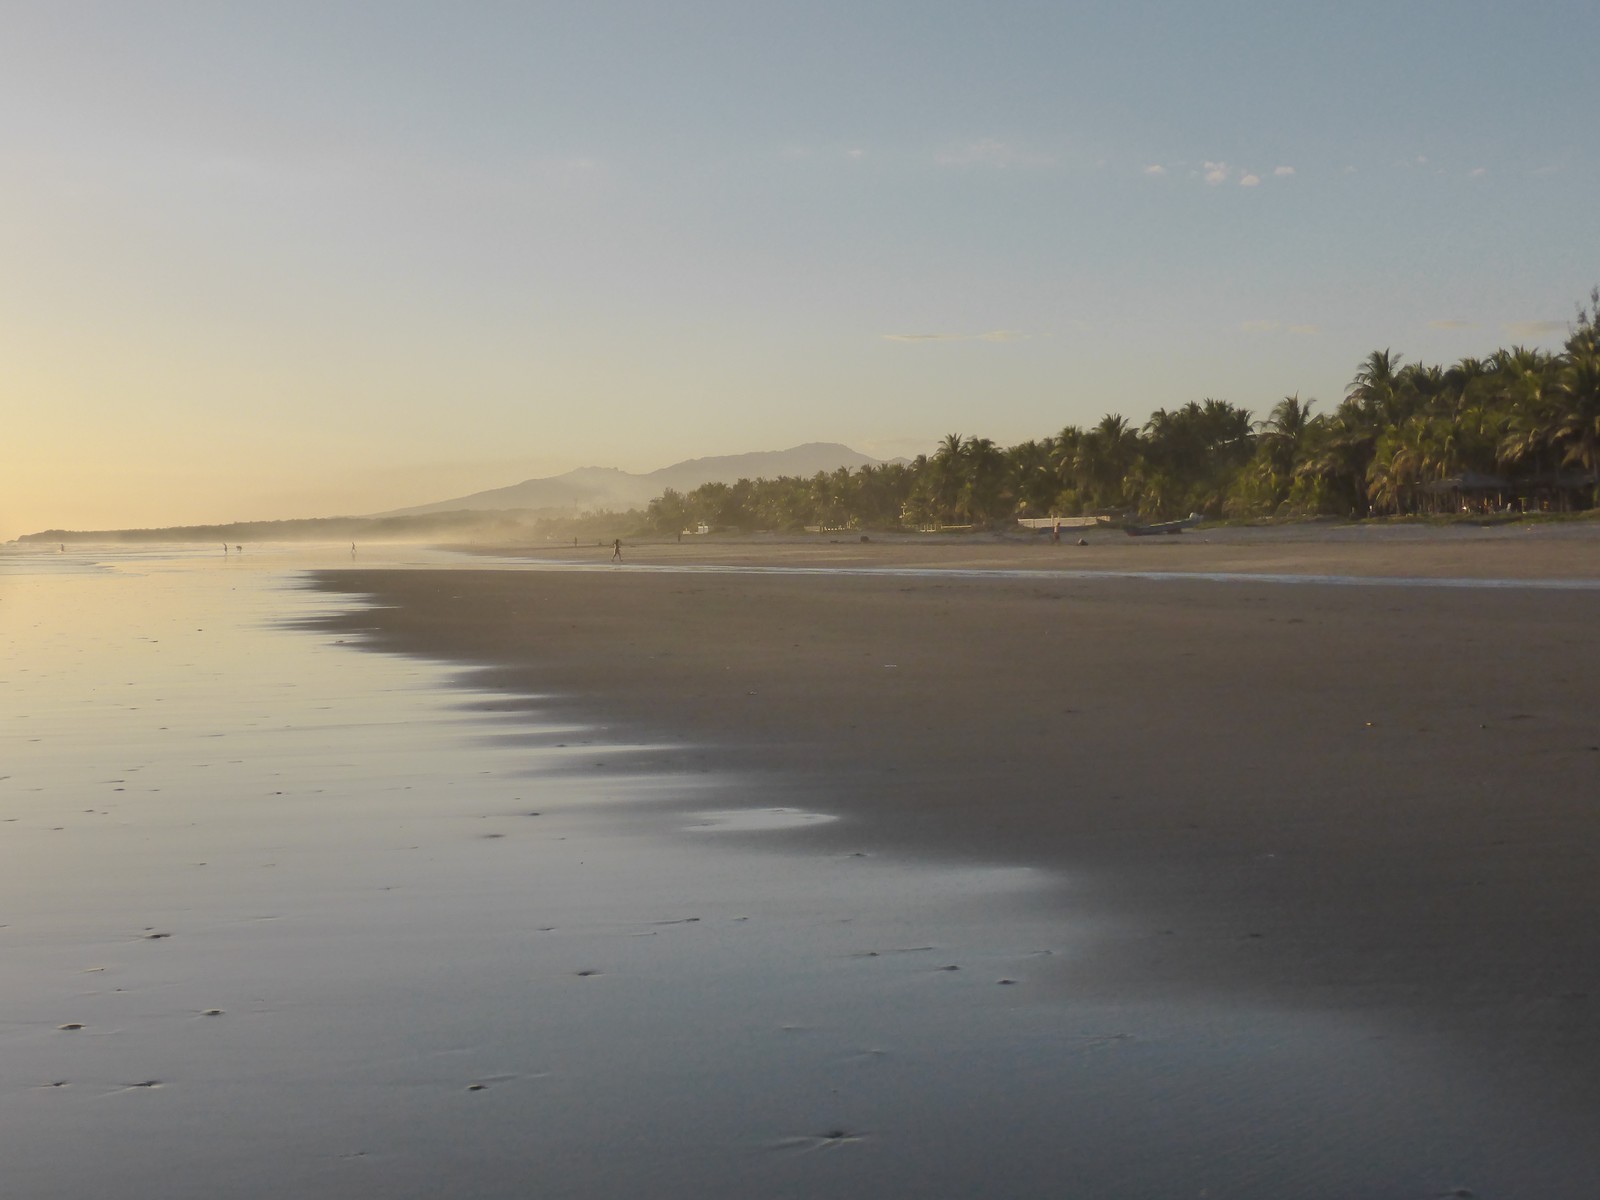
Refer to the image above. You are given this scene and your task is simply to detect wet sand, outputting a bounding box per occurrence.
[309,526,1600,1190]
[5,547,1103,1199]
[6,535,1600,1196]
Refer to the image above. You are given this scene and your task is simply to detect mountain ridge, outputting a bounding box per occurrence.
[377,442,882,516]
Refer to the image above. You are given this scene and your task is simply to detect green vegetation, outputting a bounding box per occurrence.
[649,291,1600,532]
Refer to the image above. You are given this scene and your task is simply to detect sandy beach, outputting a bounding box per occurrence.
[5,530,1599,1197]
[314,525,1600,1190]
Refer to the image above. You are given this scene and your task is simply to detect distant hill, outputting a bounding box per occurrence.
[19,510,550,545]
[17,443,892,544]
[378,443,881,516]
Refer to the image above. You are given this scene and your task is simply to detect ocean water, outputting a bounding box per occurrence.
[2,544,1594,1199]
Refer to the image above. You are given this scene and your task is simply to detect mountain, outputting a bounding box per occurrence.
[379,443,881,516]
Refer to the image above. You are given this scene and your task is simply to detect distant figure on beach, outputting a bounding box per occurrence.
[59,543,64,552]
[235,545,243,554]
[612,538,622,562]
[223,543,228,555]
[1051,517,1061,543]
[351,543,357,558]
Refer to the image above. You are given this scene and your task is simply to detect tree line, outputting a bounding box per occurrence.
[648,292,1600,532]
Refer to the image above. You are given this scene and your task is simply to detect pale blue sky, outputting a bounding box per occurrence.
[3,1,1595,535]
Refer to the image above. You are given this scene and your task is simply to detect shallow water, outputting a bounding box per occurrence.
[3,544,1595,1198]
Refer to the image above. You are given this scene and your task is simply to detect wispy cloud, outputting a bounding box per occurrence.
[934,139,1051,169]
[1428,319,1474,331]
[1288,324,1320,335]
[1468,166,1487,177]
[1504,320,1568,339]
[1171,161,1296,187]
[1143,163,1167,177]
[882,330,1029,343]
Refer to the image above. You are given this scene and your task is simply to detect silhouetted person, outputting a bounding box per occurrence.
[351,543,357,557]
[223,543,228,555]
[612,538,622,562]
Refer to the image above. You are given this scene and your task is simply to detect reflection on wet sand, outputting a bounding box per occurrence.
[3,542,1598,1197]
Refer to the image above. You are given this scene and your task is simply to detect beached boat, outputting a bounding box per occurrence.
[1123,513,1202,536]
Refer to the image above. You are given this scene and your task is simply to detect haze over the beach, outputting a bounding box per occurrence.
[4,1,1595,541]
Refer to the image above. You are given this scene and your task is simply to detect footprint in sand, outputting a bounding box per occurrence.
[773,1130,868,1152]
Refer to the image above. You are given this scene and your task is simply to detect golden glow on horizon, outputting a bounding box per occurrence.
[4,5,1594,540]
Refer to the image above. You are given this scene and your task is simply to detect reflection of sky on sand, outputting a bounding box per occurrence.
[482,557,1600,590]
[685,807,839,832]
[3,546,1595,1198]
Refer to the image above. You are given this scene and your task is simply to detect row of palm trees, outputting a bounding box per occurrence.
[645,294,1600,530]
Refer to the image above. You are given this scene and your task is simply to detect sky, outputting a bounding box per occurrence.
[3,0,1596,538]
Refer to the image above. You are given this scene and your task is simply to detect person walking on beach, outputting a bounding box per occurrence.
[611,538,623,562]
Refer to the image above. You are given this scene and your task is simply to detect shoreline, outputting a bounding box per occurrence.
[453,516,1600,581]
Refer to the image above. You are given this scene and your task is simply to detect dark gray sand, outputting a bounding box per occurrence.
[4,537,1599,1197]
[307,533,1600,1195]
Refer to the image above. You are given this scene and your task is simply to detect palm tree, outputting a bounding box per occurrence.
[961,437,1011,522]
[1075,414,1140,511]
[1494,348,1560,479]
[930,434,968,522]
[1349,349,1405,424]
[1569,285,1600,358]
[1258,395,1314,475]
[1441,357,1491,419]
[1240,394,1316,513]
[1367,418,1429,514]
[1550,347,1600,505]
[1051,425,1085,510]
[1006,439,1059,515]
